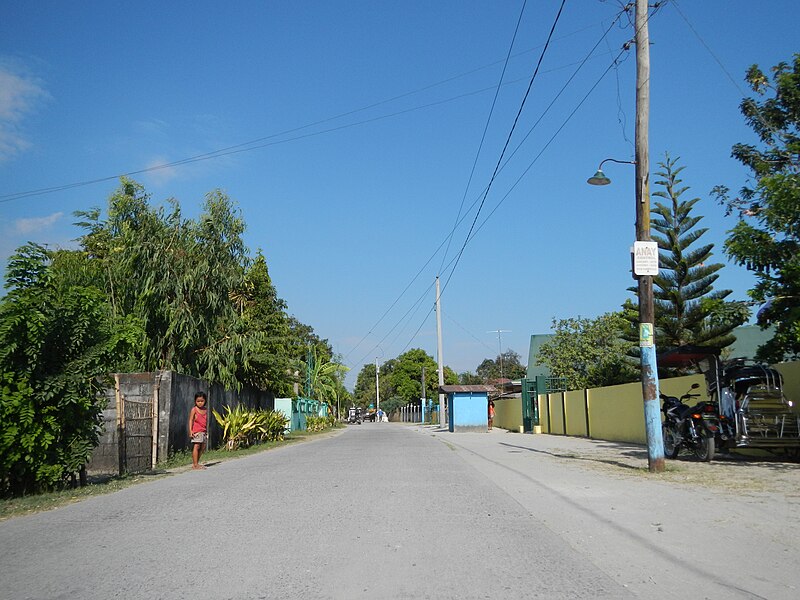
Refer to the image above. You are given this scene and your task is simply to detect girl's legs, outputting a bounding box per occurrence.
[192,442,202,468]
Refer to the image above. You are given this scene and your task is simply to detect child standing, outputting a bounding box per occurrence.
[189,391,208,470]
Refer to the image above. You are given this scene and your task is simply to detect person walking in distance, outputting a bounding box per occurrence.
[189,391,208,469]
[488,400,495,431]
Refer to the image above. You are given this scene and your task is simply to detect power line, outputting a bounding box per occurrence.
[439,0,529,275]
[441,0,568,297]
[347,2,665,377]
[1,22,613,205]
[349,5,633,368]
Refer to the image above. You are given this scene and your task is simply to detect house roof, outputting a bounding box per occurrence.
[439,385,496,393]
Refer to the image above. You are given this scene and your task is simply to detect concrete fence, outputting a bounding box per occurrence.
[494,360,800,444]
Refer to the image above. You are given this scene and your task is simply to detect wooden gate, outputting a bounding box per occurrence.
[115,374,158,474]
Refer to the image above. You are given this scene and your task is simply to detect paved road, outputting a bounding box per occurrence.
[1,424,798,599]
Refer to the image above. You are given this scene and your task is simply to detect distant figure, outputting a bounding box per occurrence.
[189,391,208,470]
[377,408,384,422]
[488,400,495,431]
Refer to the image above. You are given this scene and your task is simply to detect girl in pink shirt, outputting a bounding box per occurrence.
[188,392,208,470]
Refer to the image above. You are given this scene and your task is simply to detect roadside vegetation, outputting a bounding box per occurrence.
[0,181,349,498]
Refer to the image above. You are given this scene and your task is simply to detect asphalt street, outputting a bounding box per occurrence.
[1,424,798,599]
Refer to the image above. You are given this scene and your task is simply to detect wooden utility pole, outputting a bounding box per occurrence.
[635,0,665,472]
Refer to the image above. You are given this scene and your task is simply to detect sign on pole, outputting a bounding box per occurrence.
[632,241,659,276]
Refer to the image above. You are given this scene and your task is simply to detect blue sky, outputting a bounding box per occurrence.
[1,1,798,390]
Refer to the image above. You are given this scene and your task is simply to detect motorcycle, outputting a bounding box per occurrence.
[661,383,721,461]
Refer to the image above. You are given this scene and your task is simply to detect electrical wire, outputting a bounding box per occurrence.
[441,0,568,297]
[438,0,529,275]
[346,3,632,367]
[0,22,611,205]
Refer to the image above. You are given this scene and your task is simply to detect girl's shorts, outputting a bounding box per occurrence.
[191,432,207,444]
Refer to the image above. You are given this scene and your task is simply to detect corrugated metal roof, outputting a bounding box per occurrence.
[439,385,496,393]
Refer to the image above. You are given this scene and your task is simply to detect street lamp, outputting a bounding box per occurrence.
[588,156,665,473]
[588,156,665,471]
[587,158,636,186]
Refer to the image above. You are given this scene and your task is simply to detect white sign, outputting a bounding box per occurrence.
[632,241,659,276]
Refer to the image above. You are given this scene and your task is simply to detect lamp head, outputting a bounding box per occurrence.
[587,169,611,186]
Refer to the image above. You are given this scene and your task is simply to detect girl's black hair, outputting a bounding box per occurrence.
[195,391,207,402]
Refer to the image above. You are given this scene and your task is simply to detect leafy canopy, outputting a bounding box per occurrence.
[712,54,800,362]
[536,313,637,391]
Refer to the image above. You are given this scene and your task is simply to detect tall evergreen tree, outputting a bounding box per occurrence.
[649,155,739,349]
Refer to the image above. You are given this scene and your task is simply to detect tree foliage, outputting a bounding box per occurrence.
[390,349,440,404]
[74,180,259,388]
[535,313,638,391]
[636,155,741,351]
[0,244,135,495]
[474,350,526,382]
[1,179,332,495]
[712,54,800,361]
[235,252,295,395]
[304,346,349,415]
[351,351,457,412]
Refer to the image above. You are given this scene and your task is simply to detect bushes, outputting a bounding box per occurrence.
[305,415,333,432]
[212,406,289,450]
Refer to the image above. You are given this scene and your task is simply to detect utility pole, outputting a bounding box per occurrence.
[435,276,445,427]
[635,0,664,473]
[375,357,380,412]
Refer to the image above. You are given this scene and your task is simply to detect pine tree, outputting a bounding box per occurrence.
[648,155,738,350]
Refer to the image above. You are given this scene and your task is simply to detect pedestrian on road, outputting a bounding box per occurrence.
[488,400,495,431]
[189,391,208,469]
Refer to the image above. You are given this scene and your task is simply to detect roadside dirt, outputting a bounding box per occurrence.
[547,440,800,503]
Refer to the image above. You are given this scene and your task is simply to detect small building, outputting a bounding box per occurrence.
[439,385,496,432]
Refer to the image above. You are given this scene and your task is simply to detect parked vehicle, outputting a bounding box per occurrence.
[659,346,800,456]
[348,406,363,424]
[661,383,720,461]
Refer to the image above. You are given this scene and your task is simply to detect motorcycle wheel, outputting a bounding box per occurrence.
[694,432,715,462]
[663,424,679,459]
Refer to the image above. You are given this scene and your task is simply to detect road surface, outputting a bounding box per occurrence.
[1,424,798,599]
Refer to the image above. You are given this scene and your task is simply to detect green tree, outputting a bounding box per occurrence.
[235,252,295,395]
[304,347,349,413]
[713,54,800,361]
[642,155,741,350]
[352,362,377,409]
[75,179,261,389]
[0,244,134,495]
[352,358,397,409]
[379,395,406,417]
[459,371,483,385]
[389,349,440,404]
[475,350,526,382]
[536,313,638,390]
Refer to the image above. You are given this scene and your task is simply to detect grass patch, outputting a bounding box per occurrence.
[0,471,165,521]
[1,425,344,521]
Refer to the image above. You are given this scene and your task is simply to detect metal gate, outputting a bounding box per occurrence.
[521,375,567,433]
[115,374,157,474]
